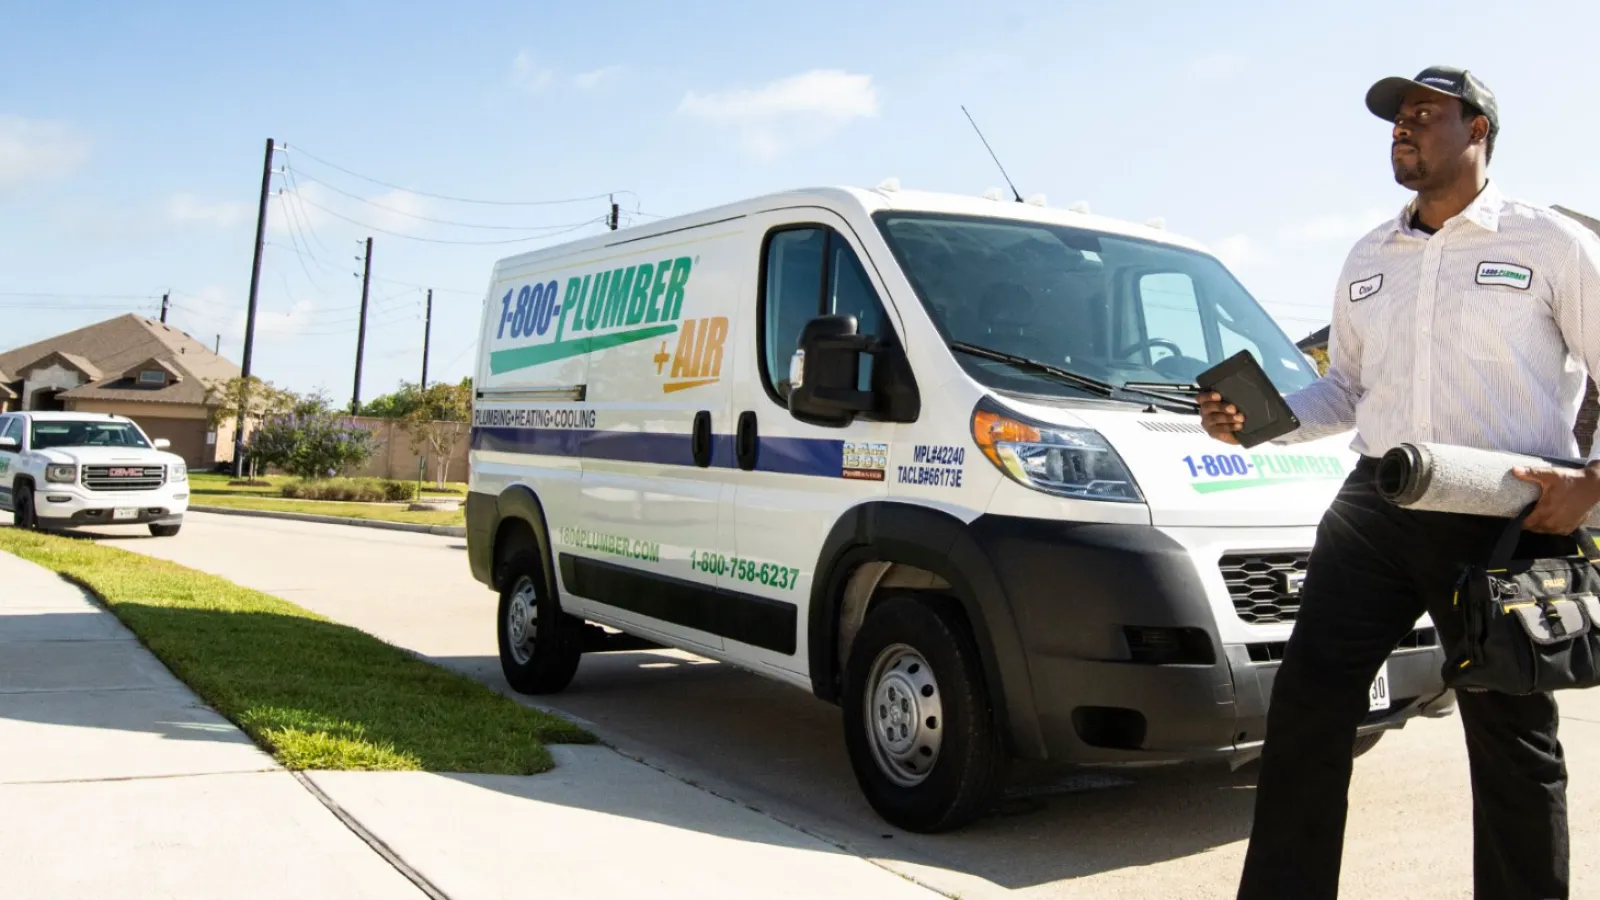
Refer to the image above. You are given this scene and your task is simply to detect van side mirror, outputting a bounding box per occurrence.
[153,438,171,450]
[787,315,877,427]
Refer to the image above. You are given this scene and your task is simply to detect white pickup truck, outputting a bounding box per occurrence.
[0,411,190,536]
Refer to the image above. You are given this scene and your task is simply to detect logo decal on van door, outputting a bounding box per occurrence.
[489,256,697,375]
[652,316,728,393]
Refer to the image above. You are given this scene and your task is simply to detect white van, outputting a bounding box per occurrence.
[464,184,1453,832]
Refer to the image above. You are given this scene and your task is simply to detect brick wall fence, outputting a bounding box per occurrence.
[338,416,471,482]
[1578,378,1599,457]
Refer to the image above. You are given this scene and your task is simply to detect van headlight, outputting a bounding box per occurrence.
[45,464,78,484]
[971,405,1143,502]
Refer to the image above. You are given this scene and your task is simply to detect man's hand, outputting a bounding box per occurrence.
[1199,392,1244,444]
[1511,464,1600,535]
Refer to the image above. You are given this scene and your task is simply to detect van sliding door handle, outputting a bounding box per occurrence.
[691,411,712,468]
[736,411,758,471]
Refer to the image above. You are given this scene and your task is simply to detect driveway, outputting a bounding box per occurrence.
[98,512,1600,899]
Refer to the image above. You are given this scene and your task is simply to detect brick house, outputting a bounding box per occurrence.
[0,314,242,468]
[1293,203,1600,456]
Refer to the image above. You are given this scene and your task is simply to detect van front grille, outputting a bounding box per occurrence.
[82,465,165,492]
[1220,551,1310,625]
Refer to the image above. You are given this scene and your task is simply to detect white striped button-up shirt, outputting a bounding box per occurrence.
[1281,180,1600,462]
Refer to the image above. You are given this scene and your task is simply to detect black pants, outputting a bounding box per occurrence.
[1237,459,1570,900]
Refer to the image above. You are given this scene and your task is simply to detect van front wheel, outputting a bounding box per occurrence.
[842,593,1009,833]
[496,549,582,694]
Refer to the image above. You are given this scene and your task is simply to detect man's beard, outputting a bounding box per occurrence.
[1393,156,1430,187]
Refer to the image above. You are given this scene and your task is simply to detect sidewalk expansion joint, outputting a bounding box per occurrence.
[292,771,452,900]
[2,768,281,787]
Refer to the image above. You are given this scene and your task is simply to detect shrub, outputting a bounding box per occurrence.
[279,478,419,504]
[247,390,379,479]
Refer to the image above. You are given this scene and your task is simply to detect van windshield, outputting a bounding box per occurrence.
[873,212,1318,400]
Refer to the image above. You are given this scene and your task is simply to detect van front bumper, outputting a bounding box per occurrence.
[965,514,1452,766]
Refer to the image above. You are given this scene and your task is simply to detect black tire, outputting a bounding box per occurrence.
[149,523,182,537]
[1352,732,1384,759]
[13,486,37,530]
[496,548,582,694]
[842,592,1010,833]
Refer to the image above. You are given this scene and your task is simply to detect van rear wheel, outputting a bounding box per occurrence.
[496,549,582,694]
[842,592,1008,833]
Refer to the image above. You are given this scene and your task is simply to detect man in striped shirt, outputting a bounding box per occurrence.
[1201,65,1600,900]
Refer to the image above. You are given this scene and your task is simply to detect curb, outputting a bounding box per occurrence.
[189,505,466,537]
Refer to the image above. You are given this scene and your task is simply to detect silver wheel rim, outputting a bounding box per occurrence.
[506,577,538,665]
[864,643,944,787]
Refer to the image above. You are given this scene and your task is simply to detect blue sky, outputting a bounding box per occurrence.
[2,0,1596,402]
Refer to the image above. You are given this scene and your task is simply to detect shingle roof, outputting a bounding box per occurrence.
[0,314,240,407]
[1555,205,1600,237]
[1296,325,1330,351]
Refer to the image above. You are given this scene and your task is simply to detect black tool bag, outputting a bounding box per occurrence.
[1446,505,1600,695]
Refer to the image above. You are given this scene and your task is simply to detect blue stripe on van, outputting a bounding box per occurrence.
[471,426,844,478]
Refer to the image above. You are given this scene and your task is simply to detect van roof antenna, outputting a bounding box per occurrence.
[961,105,1023,203]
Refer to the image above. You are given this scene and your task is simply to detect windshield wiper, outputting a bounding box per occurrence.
[948,342,1199,411]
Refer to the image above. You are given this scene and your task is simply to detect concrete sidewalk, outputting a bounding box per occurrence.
[0,549,427,899]
[0,547,945,899]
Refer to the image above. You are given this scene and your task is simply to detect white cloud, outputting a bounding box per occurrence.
[1285,208,1393,243]
[167,192,253,229]
[1212,234,1269,270]
[0,115,90,191]
[573,66,623,90]
[510,51,553,93]
[1188,52,1245,81]
[679,69,880,158]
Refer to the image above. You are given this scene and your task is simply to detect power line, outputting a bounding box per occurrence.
[286,165,609,233]
[281,142,637,208]
[291,192,608,245]
[279,165,337,256]
[0,291,157,299]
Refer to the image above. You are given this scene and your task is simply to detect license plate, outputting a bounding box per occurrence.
[1369,660,1391,712]
[112,508,138,521]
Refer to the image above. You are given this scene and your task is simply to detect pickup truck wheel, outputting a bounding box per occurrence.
[1352,732,1384,759]
[842,592,1010,833]
[12,486,37,530]
[496,548,582,694]
[149,523,182,537]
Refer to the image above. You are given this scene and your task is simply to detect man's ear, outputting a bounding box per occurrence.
[1470,115,1490,146]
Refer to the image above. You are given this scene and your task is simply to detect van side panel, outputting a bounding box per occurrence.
[555,227,749,655]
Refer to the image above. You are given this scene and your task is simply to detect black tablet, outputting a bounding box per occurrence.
[1195,350,1301,448]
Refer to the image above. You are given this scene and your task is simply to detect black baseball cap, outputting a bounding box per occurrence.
[1365,65,1499,130]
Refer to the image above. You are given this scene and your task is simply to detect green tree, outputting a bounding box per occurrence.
[1308,346,1330,375]
[204,375,297,479]
[399,378,473,488]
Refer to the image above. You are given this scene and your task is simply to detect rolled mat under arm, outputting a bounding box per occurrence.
[1374,442,1600,526]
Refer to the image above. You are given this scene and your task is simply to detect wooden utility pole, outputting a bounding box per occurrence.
[350,237,373,414]
[420,288,432,389]
[234,137,274,474]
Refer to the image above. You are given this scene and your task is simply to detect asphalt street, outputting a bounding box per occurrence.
[97,512,1600,899]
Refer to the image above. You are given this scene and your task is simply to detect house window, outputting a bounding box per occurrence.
[138,370,166,386]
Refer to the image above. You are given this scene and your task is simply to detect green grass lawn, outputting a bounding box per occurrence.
[188,472,466,527]
[0,527,592,773]
[192,493,465,527]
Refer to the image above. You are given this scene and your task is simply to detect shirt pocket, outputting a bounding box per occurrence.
[1448,290,1538,362]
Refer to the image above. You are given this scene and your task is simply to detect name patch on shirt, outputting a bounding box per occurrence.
[1349,274,1383,302]
[1476,261,1532,289]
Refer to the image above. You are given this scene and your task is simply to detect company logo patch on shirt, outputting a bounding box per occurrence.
[1349,274,1383,302]
[1476,261,1532,289]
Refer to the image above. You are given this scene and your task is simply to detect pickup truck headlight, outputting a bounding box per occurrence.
[171,463,187,483]
[45,464,78,484]
[971,405,1143,502]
